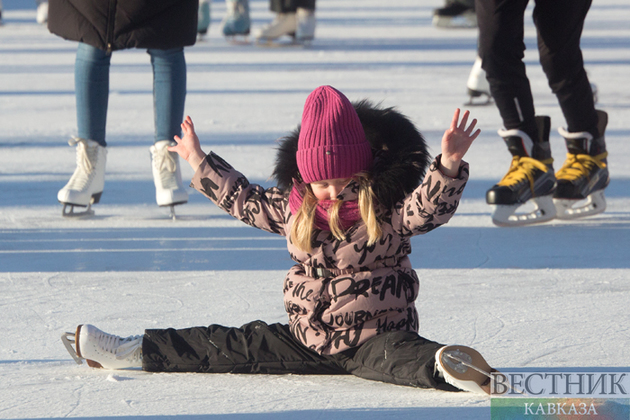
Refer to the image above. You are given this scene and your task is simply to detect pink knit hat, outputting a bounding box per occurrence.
[297,86,372,183]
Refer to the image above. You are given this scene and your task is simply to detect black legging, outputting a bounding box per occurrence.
[142,320,457,391]
[476,0,598,139]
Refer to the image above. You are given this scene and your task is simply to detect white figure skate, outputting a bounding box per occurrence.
[466,56,492,106]
[57,138,107,217]
[62,324,143,369]
[435,345,494,394]
[150,140,188,219]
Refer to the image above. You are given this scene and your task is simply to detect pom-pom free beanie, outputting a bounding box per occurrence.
[296,86,372,183]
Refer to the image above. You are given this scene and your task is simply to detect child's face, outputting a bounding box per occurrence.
[309,177,352,201]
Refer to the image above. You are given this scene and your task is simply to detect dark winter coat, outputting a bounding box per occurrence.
[191,101,469,355]
[47,0,198,52]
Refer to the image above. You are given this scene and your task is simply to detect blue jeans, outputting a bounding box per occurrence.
[75,43,187,147]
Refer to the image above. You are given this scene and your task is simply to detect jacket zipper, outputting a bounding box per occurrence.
[105,0,117,53]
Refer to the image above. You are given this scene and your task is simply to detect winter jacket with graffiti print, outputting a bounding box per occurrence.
[191,151,468,355]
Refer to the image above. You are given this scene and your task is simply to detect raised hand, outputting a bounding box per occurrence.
[439,108,480,177]
[169,115,207,171]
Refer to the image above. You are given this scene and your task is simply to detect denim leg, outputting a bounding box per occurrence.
[75,43,111,147]
[149,48,187,143]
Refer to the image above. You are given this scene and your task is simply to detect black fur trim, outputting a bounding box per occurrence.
[272,100,431,209]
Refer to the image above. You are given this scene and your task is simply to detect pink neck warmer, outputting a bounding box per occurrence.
[289,184,361,232]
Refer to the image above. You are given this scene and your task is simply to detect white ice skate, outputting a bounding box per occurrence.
[150,140,188,219]
[36,1,48,25]
[254,12,296,42]
[296,8,316,45]
[466,56,492,106]
[57,138,107,217]
[435,345,494,394]
[62,324,143,369]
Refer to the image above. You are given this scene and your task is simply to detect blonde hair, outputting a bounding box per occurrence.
[290,173,382,252]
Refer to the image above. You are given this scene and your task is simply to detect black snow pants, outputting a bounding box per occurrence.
[476,0,599,138]
[142,320,457,391]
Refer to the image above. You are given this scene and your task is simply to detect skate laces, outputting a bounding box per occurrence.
[70,137,95,172]
[66,138,101,190]
[556,152,608,181]
[95,330,143,361]
[497,156,552,190]
[152,144,179,188]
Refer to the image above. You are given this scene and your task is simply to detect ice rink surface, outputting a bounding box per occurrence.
[1,0,629,418]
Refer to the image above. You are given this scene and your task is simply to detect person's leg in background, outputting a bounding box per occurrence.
[57,43,110,215]
[222,0,251,38]
[477,0,556,226]
[149,47,189,211]
[254,0,316,43]
[433,0,477,28]
[534,0,609,219]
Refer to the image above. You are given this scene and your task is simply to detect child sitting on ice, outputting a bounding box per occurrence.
[63,85,495,394]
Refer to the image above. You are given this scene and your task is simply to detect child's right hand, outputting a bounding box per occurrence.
[169,115,207,171]
[439,108,480,177]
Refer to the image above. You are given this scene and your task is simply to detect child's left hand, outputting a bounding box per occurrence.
[439,108,480,177]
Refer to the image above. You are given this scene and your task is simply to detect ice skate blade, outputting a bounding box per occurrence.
[554,190,606,220]
[61,332,83,365]
[158,200,187,220]
[60,192,101,218]
[437,345,493,395]
[225,35,251,45]
[63,326,105,368]
[490,196,556,227]
[465,90,492,106]
[432,14,477,28]
[61,202,95,218]
[255,38,307,48]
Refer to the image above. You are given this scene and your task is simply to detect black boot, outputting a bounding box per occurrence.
[554,110,610,219]
[486,116,557,226]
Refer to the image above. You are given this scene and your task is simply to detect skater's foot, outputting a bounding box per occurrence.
[62,324,143,370]
[296,8,315,42]
[466,56,492,106]
[57,138,107,217]
[554,110,609,219]
[150,140,189,209]
[222,0,250,37]
[435,345,494,395]
[254,12,297,41]
[487,117,558,227]
[197,0,211,37]
[433,3,477,28]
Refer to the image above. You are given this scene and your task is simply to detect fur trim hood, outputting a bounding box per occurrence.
[272,100,431,209]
